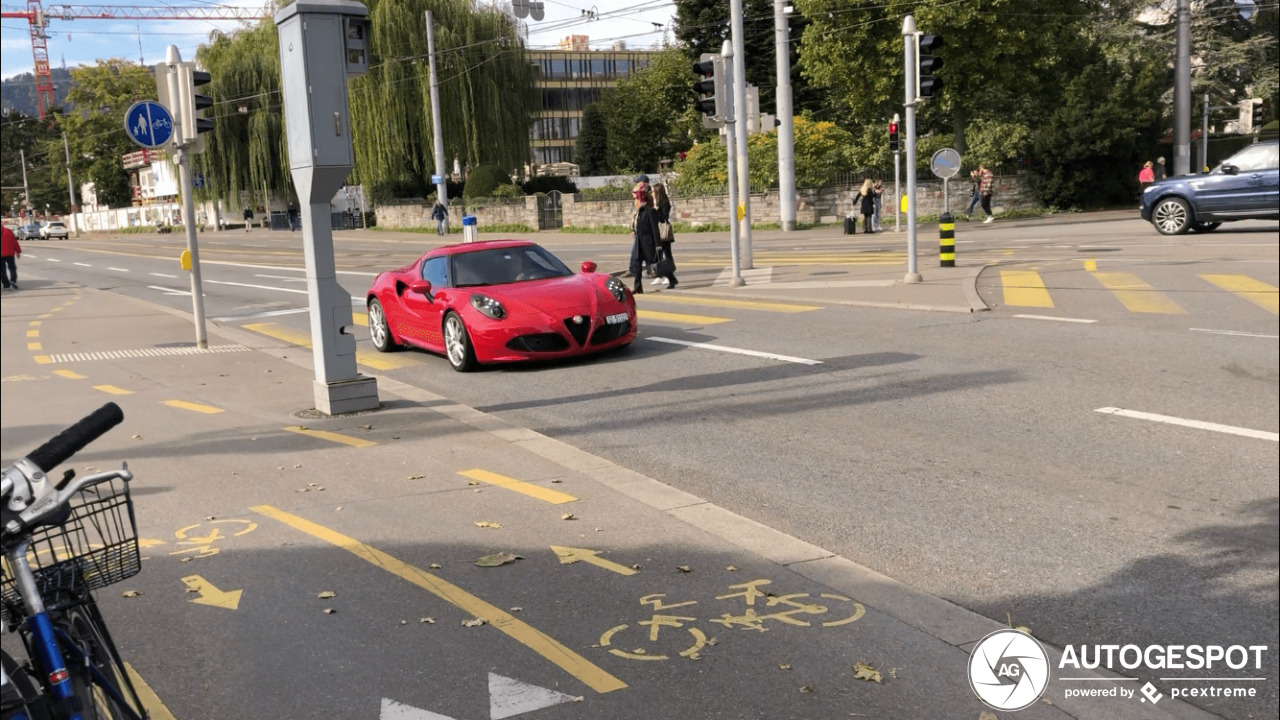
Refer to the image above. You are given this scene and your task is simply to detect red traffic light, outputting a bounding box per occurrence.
[889,122,898,134]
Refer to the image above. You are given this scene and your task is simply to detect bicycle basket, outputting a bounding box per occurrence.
[1,476,140,624]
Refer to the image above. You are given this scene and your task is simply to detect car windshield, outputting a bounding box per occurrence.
[1217,143,1279,173]
[449,245,573,287]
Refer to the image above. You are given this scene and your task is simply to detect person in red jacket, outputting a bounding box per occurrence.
[1,224,21,290]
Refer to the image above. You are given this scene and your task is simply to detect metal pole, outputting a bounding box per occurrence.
[167,47,208,348]
[1173,0,1191,176]
[774,0,796,232]
[902,16,921,283]
[893,113,900,233]
[1201,93,1209,174]
[729,0,752,268]
[62,132,79,237]
[723,40,743,287]
[426,10,449,226]
[20,149,31,214]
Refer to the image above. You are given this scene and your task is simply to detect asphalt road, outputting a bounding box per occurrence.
[5,216,1277,719]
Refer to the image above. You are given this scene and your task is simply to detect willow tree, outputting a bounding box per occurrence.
[349,0,536,197]
[194,22,291,209]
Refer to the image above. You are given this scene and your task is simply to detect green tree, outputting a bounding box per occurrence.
[59,59,155,208]
[1,112,64,214]
[462,164,507,197]
[575,103,610,175]
[602,48,700,172]
[671,116,855,192]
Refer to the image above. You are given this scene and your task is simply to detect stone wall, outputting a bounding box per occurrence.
[375,174,1040,230]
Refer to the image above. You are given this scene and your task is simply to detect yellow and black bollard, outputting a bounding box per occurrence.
[939,212,955,267]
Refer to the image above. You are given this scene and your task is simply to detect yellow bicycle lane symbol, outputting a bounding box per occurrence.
[169,519,257,559]
[600,579,865,661]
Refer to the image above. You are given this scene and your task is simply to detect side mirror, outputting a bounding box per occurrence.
[1220,164,1239,176]
[581,261,598,274]
[408,279,432,296]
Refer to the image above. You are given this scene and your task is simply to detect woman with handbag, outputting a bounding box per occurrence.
[650,183,678,289]
[858,178,876,234]
[628,187,660,294]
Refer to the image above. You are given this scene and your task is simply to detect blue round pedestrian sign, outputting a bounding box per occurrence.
[124,101,174,149]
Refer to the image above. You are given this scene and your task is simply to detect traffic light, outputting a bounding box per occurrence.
[917,34,943,99]
[177,62,214,152]
[1252,99,1265,130]
[889,121,900,152]
[693,53,726,129]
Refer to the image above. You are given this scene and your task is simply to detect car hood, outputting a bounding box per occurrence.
[470,274,609,314]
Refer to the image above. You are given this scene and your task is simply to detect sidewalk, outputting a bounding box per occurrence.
[0,274,1216,719]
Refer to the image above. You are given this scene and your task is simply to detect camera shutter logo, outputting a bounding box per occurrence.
[968,629,1050,711]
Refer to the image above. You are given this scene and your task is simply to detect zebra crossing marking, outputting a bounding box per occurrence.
[999,270,1054,308]
[1198,274,1278,315]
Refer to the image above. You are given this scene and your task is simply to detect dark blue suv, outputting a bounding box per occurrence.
[1140,140,1279,234]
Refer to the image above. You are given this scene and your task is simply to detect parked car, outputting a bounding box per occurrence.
[366,239,636,372]
[16,222,42,240]
[40,221,69,239]
[1141,140,1279,235]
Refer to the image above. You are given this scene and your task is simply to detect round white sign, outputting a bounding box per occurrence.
[931,148,962,179]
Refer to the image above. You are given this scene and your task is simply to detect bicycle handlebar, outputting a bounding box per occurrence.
[27,402,124,474]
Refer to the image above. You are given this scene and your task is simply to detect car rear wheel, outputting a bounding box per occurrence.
[1152,197,1192,235]
[1189,221,1222,233]
[368,298,399,352]
[443,312,478,372]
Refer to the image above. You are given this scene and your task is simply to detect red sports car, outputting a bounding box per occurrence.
[366,239,637,371]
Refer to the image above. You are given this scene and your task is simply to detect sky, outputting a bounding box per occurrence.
[1,0,678,81]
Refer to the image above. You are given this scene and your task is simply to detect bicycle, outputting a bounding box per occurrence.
[1,402,148,720]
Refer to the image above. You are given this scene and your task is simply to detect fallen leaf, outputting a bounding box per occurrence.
[779,663,792,671]
[510,606,522,612]
[475,552,522,567]
[677,565,691,573]
[205,516,216,521]
[561,513,576,521]
[184,587,198,594]
[180,557,192,563]
[429,563,442,569]
[979,713,999,720]
[550,478,563,484]
[889,667,899,679]
[462,618,488,627]
[467,480,480,486]
[399,620,407,625]
[421,617,435,624]
[132,434,141,439]
[631,564,643,570]
[323,608,336,615]
[407,474,424,480]
[358,424,372,430]
[726,565,738,572]
[1015,624,1032,635]
[317,591,336,599]
[294,464,302,468]
[853,662,882,684]
[630,648,647,655]
[799,685,813,694]
[308,482,319,486]
[475,521,502,529]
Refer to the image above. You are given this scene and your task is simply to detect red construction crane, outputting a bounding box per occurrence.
[1,1,272,118]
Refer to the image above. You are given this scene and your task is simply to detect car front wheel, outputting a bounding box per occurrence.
[443,311,478,372]
[368,298,399,352]
[1152,197,1192,235]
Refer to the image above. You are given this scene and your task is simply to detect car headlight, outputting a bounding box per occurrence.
[470,294,506,320]
[606,277,627,303]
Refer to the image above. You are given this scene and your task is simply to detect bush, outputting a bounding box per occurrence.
[463,164,509,198]
[522,176,578,195]
[491,183,524,198]
[579,185,633,201]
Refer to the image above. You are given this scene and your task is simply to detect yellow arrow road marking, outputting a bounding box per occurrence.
[251,504,626,694]
[458,469,577,504]
[285,425,376,448]
[181,575,243,610]
[551,545,637,576]
[637,309,731,325]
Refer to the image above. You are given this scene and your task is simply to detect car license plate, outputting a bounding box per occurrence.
[605,312,629,325]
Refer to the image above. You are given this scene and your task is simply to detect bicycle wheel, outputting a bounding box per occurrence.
[2,648,49,720]
[59,605,137,720]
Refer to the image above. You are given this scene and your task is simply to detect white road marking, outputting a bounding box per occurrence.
[107,267,130,272]
[46,258,61,262]
[74,262,92,267]
[206,280,308,294]
[379,698,455,719]
[1189,328,1279,339]
[150,272,178,278]
[253,273,308,283]
[202,259,375,277]
[148,285,191,296]
[1013,314,1098,324]
[1095,407,1278,443]
[489,673,579,720]
[712,266,774,286]
[212,307,309,322]
[648,337,822,365]
[756,279,896,289]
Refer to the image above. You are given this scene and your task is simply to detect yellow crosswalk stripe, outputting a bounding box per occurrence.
[284,425,376,448]
[638,295,820,313]
[1199,274,1278,315]
[458,468,578,504]
[162,400,223,414]
[243,322,417,370]
[94,385,134,395]
[1090,272,1186,314]
[637,309,732,325]
[1000,270,1054,307]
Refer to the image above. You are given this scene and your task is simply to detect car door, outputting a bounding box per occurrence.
[1239,144,1279,214]
[1190,169,1253,217]
[399,256,448,350]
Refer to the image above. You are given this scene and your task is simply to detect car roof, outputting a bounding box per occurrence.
[425,239,537,258]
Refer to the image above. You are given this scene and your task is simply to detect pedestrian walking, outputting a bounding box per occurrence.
[431,201,448,236]
[978,164,996,223]
[858,179,876,234]
[288,203,300,232]
[650,183,678,289]
[964,169,982,218]
[872,180,884,232]
[1,224,21,290]
[1153,156,1167,181]
[628,186,659,295]
[242,206,253,232]
[1139,161,1155,187]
